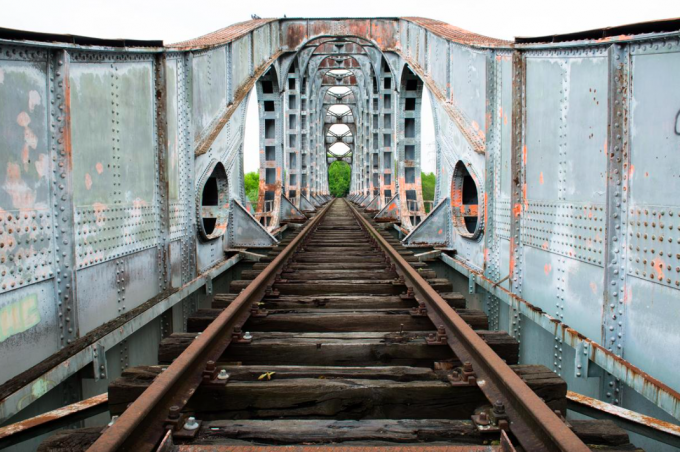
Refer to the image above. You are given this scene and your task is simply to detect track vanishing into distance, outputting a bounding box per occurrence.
[39,199,643,452]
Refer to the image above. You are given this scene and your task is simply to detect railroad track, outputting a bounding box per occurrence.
[39,199,642,452]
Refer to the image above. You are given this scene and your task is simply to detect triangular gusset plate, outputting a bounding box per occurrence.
[374,193,400,222]
[226,200,278,248]
[300,195,316,212]
[365,195,380,212]
[280,194,307,223]
[402,198,451,248]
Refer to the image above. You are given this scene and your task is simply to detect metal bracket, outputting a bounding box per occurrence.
[469,273,476,294]
[575,341,590,379]
[426,325,448,345]
[410,302,428,317]
[205,276,213,295]
[448,362,478,387]
[92,343,107,381]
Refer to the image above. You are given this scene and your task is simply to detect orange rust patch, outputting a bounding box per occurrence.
[522,145,527,165]
[544,264,552,275]
[651,258,665,280]
[541,241,549,250]
[629,164,635,178]
[590,282,598,295]
[512,203,522,218]
[95,162,104,174]
[438,228,443,235]
[539,171,544,185]
[85,173,92,190]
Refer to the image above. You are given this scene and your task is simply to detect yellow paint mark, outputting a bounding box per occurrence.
[0,294,41,342]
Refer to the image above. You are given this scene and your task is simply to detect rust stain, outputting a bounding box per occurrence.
[85,173,92,190]
[512,203,522,218]
[438,228,443,235]
[4,162,35,208]
[544,264,552,275]
[539,171,544,185]
[96,162,104,174]
[651,258,665,280]
[590,282,598,294]
[522,145,527,165]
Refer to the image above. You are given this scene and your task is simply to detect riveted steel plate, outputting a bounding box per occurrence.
[232,36,252,95]
[521,246,604,342]
[76,247,159,334]
[521,201,605,266]
[629,51,680,207]
[0,280,59,384]
[0,58,53,294]
[426,32,449,96]
[624,276,680,393]
[626,206,680,288]
[70,61,158,269]
[192,46,227,142]
[499,55,513,199]
[525,58,562,201]
[563,56,607,203]
[450,43,486,133]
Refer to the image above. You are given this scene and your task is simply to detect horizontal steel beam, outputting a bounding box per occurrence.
[438,253,680,421]
[0,394,108,449]
[567,391,680,449]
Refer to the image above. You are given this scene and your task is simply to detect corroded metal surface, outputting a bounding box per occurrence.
[0,17,679,452]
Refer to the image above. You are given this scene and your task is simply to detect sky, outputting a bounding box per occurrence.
[3,0,676,173]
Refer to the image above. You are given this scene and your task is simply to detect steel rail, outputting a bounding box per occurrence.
[345,199,589,452]
[88,200,335,452]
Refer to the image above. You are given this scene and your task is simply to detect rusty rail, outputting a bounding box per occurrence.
[346,199,589,452]
[88,200,334,452]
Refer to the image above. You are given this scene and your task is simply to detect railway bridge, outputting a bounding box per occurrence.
[1,16,680,451]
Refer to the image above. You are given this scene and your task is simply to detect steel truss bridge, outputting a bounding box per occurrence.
[1,15,680,452]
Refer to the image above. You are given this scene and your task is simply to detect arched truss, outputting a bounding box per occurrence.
[254,67,284,230]
[266,33,402,216]
[397,65,426,229]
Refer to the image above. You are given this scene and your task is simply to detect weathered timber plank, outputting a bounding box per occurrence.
[108,364,567,419]
[186,309,488,332]
[191,419,486,445]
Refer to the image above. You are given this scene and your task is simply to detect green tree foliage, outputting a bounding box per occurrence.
[328,161,351,197]
[421,172,436,213]
[244,171,259,205]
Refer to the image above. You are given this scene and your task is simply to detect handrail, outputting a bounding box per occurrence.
[89,200,334,452]
[345,199,588,452]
